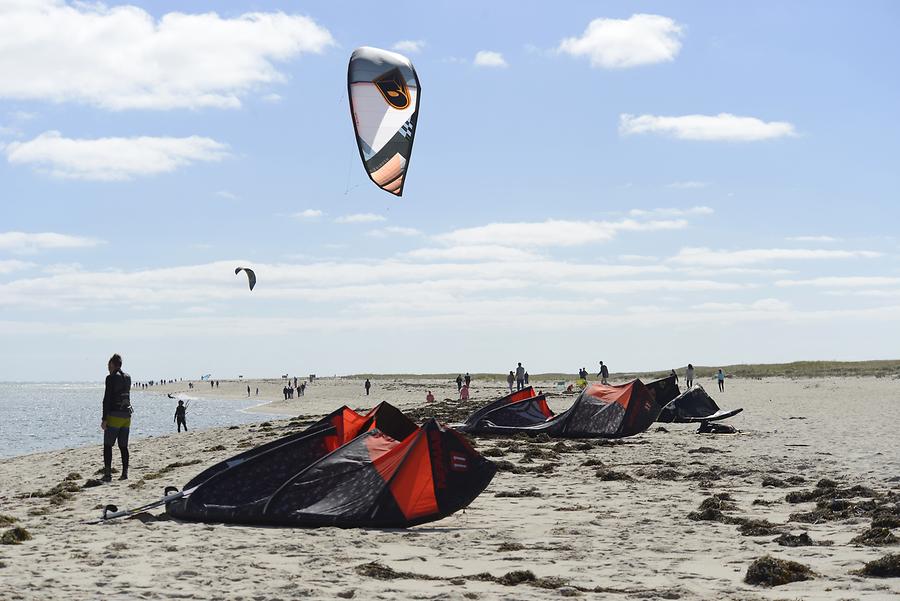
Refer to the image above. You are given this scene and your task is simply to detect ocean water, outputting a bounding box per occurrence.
[0,382,272,459]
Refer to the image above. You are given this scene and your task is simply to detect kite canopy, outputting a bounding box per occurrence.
[462,380,663,438]
[234,267,256,291]
[167,404,496,528]
[348,46,420,196]
[645,374,681,409]
[657,385,744,423]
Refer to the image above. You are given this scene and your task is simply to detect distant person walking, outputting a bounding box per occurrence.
[717,369,725,393]
[455,374,463,392]
[524,371,529,385]
[101,353,132,482]
[515,363,526,391]
[174,400,188,432]
[464,373,471,387]
[686,364,694,388]
[598,361,609,385]
[506,371,515,392]
[365,378,371,396]
[460,384,470,400]
[670,369,678,384]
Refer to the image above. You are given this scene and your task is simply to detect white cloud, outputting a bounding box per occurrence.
[403,246,542,262]
[293,209,324,220]
[367,226,423,239]
[0,232,104,254]
[629,206,714,218]
[618,254,658,263]
[0,259,35,274]
[619,113,797,141]
[261,94,283,104]
[669,247,882,267]
[392,40,425,53]
[667,181,710,189]
[786,235,840,243]
[0,1,334,110]
[5,131,230,180]
[775,276,900,288]
[693,298,792,312]
[215,190,239,200]
[474,51,508,68]
[436,218,687,248]
[558,14,683,69]
[335,213,386,224]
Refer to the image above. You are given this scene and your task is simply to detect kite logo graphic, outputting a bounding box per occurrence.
[374,68,410,109]
[449,452,468,472]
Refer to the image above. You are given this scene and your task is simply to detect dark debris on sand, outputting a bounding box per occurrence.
[0,527,32,545]
[495,487,542,498]
[744,555,815,587]
[855,553,900,578]
[595,468,633,481]
[774,532,833,547]
[850,527,900,547]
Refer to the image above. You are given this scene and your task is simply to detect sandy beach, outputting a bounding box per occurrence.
[1,375,899,600]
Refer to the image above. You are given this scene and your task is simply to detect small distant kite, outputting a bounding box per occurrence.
[348,46,421,196]
[235,267,256,291]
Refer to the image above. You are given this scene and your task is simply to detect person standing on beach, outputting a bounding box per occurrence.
[524,371,529,385]
[506,371,514,392]
[717,369,726,392]
[426,390,435,402]
[174,400,187,432]
[247,385,251,397]
[670,369,678,384]
[365,378,371,396]
[455,374,463,392]
[515,363,526,390]
[101,353,132,482]
[686,364,694,388]
[464,373,471,387]
[598,361,609,385]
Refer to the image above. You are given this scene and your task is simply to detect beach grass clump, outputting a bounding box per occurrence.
[27,480,80,499]
[595,468,632,481]
[1,527,32,545]
[744,555,815,586]
[850,528,900,547]
[497,542,525,552]
[63,472,82,481]
[872,514,900,529]
[856,553,900,577]
[480,447,506,457]
[762,476,788,488]
[0,515,17,527]
[492,460,524,474]
[738,519,782,537]
[495,487,541,498]
[520,448,559,463]
[82,479,103,488]
[774,532,816,547]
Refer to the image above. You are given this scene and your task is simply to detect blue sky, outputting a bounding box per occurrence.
[1,1,899,381]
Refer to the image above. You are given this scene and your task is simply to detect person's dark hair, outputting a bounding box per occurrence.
[109,353,123,368]
[688,363,693,369]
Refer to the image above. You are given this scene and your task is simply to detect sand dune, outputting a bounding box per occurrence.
[1,376,898,600]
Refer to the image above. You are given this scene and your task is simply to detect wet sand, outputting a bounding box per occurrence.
[1,376,898,600]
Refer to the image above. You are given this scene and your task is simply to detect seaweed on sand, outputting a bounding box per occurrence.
[744,555,815,586]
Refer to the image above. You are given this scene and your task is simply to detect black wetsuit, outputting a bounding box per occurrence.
[102,370,133,478]
[174,405,187,432]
